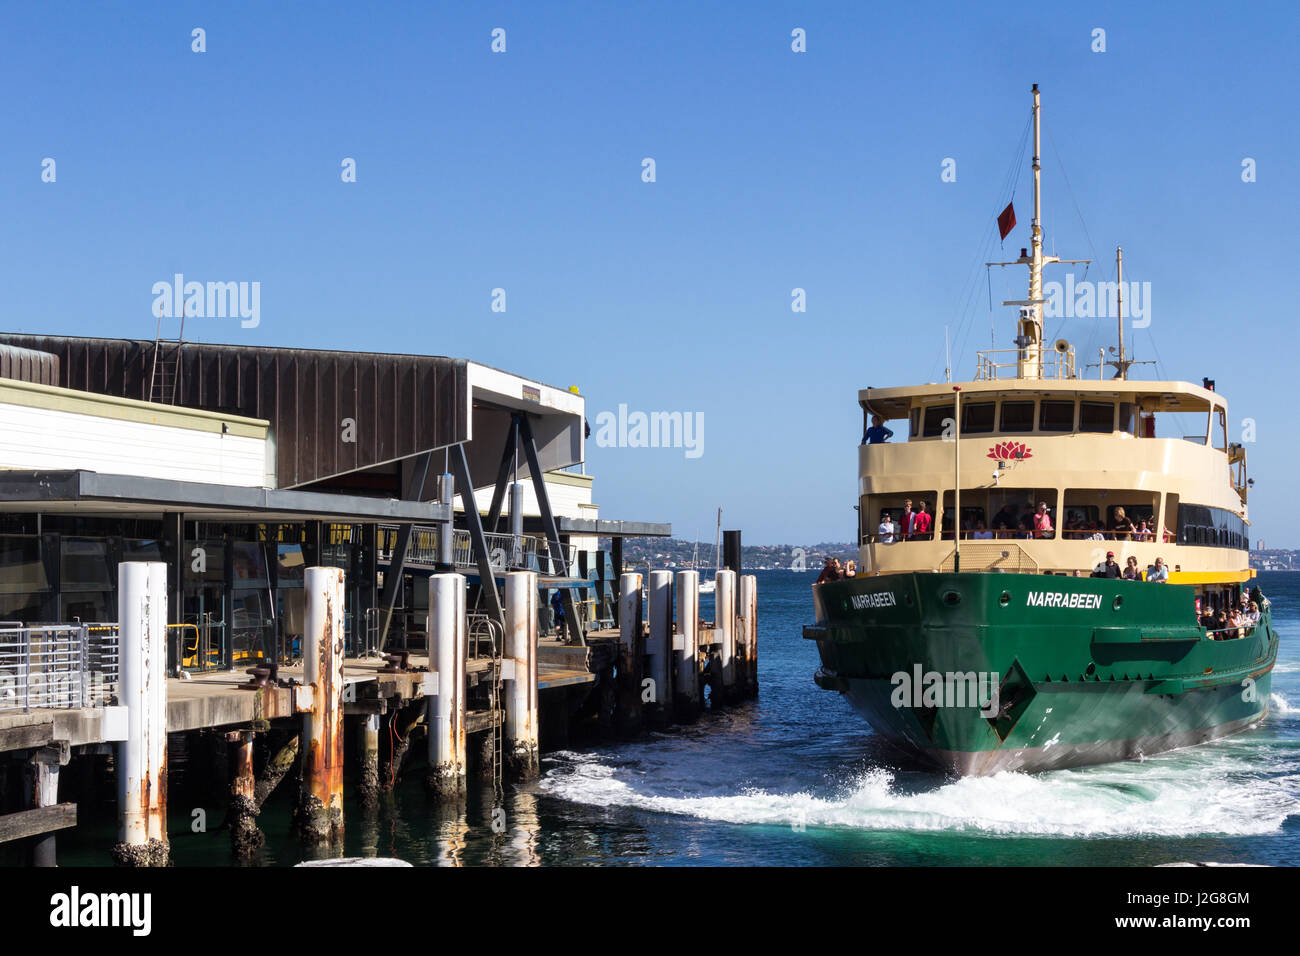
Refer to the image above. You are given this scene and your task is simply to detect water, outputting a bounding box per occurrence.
[40,570,1300,866]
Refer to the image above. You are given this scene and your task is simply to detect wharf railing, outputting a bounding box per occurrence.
[0,623,120,713]
[379,525,576,575]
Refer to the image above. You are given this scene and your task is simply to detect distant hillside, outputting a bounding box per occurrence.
[598,537,855,571]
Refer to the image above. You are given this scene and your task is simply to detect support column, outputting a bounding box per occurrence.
[715,569,737,703]
[426,573,467,799]
[674,570,701,722]
[228,730,263,857]
[739,574,758,698]
[357,714,380,811]
[615,572,643,736]
[610,538,624,626]
[28,752,61,867]
[112,561,169,867]
[504,571,539,780]
[645,570,672,727]
[298,566,345,845]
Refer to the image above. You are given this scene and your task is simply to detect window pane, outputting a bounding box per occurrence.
[962,402,995,434]
[923,405,954,438]
[61,539,113,591]
[1000,401,1035,432]
[1040,401,1074,431]
[1080,402,1114,433]
[0,537,48,594]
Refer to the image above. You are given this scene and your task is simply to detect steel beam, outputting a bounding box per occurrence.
[450,443,505,631]
[517,413,583,645]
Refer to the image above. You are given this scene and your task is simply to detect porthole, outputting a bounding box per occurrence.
[999,591,1011,606]
[943,591,962,606]
[1112,596,1124,611]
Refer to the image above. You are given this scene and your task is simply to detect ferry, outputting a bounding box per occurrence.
[803,85,1278,775]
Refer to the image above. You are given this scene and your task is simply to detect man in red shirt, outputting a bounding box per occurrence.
[900,499,916,540]
[1033,501,1054,538]
[912,501,933,539]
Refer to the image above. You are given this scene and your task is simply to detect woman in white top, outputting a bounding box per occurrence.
[878,513,896,544]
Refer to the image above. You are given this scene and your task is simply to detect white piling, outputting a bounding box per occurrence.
[504,571,539,780]
[427,572,467,798]
[113,561,169,866]
[617,572,644,735]
[646,570,673,722]
[739,573,758,697]
[299,566,345,844]
[30,756,60,867]
[674,570,700,720]
[716,569,737,698]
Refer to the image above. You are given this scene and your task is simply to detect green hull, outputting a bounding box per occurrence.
[804,573,1278,775]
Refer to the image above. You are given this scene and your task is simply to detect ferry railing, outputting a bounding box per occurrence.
[974,347,1076,381]
[0,623,120,713]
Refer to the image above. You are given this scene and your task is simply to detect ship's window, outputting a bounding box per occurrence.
[999,400,1035,433]
[962,402,996,434]
[1080,402,1115,433]
[922,404,954,438]
[909,408,921,439]
[1211,407,1228,451]
[1039,400,1075,432]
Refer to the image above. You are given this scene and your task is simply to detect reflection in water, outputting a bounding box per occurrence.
[431,802,469,867]
[505,788,541,866]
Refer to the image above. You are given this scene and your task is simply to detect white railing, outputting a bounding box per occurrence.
[0,623,120,712]
[974,347,1076,381]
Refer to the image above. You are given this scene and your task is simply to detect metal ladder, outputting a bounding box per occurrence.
[149,309,186,405]
[469,614,505,800]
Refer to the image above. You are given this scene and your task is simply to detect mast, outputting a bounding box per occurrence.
[1115,246,1127,379]
[987,84,1088,381]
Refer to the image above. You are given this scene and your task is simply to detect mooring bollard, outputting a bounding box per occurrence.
[616,572,644,736]
[427,573,467,799]
[298,566,345,845]
[674,570,701,722]
[646,570,673,726]
[504,571,539,780]
[715,569,737,702]
[739,574,758,698]
[229,730,264,856]
[112,561,169,867]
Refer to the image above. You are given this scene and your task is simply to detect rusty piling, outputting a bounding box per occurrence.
[504,571,539,780]
[228,730,264,857]
[426,572,467,800]
[112,561,170,866]
[674,570,701,721]
[357,714,380,810]
[296,566,345,845]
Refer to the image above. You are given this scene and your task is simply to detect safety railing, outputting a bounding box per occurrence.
[0,623,120,713]
[974,347,1076,381]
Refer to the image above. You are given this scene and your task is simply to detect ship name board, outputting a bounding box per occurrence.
[851,592,898,610]
[1027,591,1103,609]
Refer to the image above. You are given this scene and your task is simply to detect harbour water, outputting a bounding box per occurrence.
[48,570,1300,866]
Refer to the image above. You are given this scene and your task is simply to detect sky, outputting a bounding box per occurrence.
[1,2,1296,546]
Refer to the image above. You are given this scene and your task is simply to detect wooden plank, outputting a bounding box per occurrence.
[0,721,55,753]
[0,803,77,844]
[465,709,502,735]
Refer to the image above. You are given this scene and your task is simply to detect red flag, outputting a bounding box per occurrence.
[997,202,1016,240]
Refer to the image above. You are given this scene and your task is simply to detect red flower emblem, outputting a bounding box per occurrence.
[987,441,1032,461]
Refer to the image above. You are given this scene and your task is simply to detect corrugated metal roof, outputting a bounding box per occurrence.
[0,344,59,386]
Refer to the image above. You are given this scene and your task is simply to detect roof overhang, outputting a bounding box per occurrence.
[0,470,452,523]
[861,379,1223,420]
[557,517,672,538]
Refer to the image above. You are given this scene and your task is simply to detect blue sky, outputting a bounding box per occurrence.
[2,2,1296,545]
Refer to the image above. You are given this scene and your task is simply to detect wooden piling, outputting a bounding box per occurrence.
[297,566,345,845]
[715,569,737,703]
[228,730,264,857]
[738,574,758,698]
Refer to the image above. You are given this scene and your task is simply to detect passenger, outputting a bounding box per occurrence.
[551,589,566,634]
[815,557,838,585]
[832,558,846,580]
[993,504,1018,533]
[972,520,993,540]
[1087,522,1106,542]
[844,560,857,578]
[1135,519,1151,542]
[1247,601,1261,626]
[1123,556,1142,581]
[863,414,894,445]
[878,511,896,544]
[1146,557,1169,582]
[1017,515,1035,540]
[900,499,916,540]
[1033,501,1054,539]
[1214,607,1229,639]
[1091,551,1123,578]
[1109,507,1136,541]
[993,521,1010,539]
[912,502,933,540]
